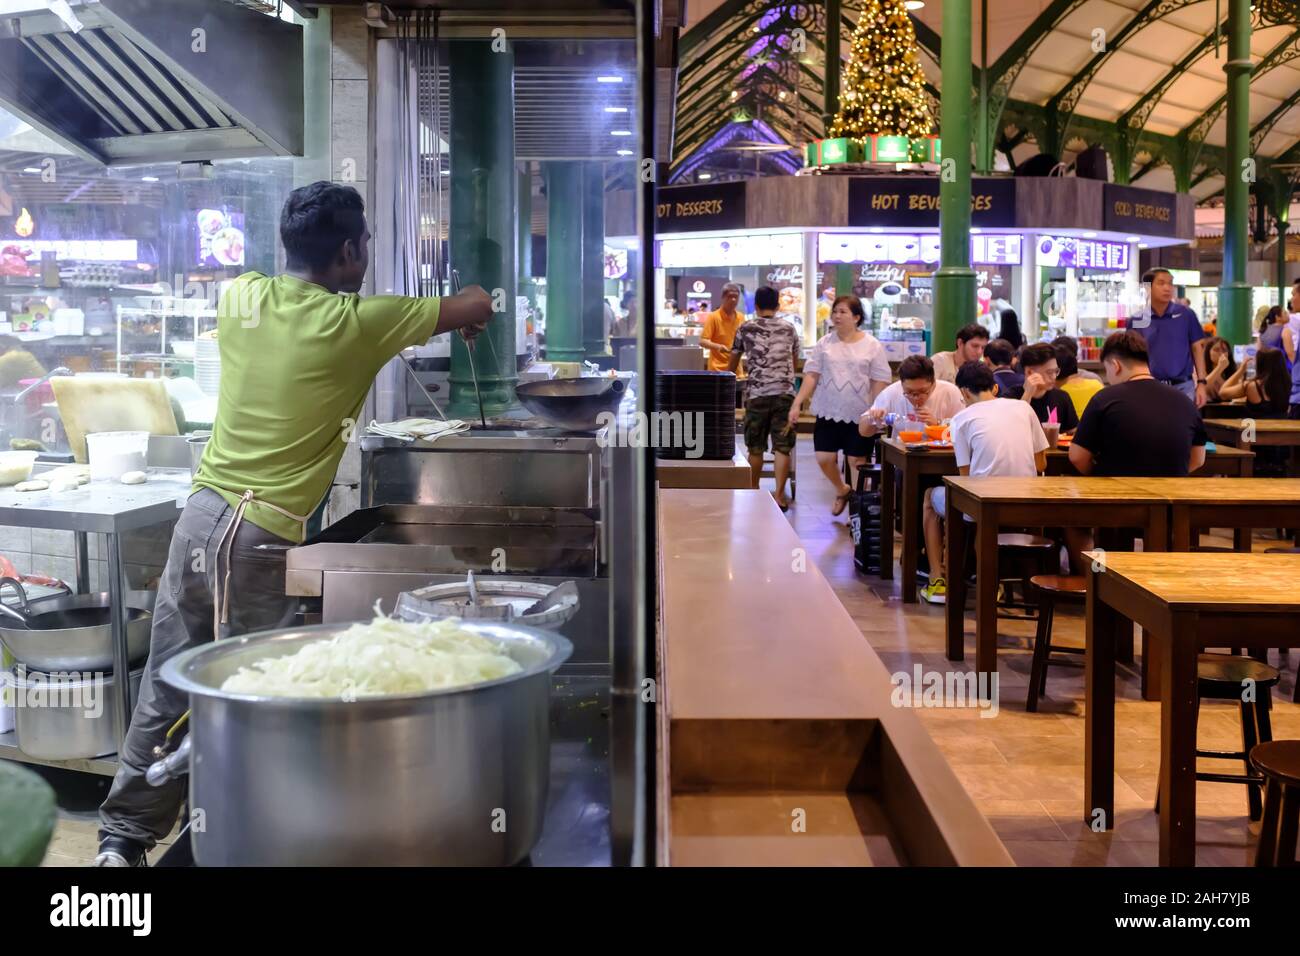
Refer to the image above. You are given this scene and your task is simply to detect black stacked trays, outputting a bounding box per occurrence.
[654,370,737,461]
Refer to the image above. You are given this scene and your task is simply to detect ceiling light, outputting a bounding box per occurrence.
[141,175,159,182]
[869,227,884,233]
[699,173,712,181]
[604,106,627,113]
[905,0,925,9]
[1082,231,1097,238]
[730,91,739,100]
[616,149,633,156]
[22,167,41,174]
[777,91,787,100]
[596,75,623,83]
[1138,243,1149,249]
[610,129,632,136]
[1126,236,1140,242]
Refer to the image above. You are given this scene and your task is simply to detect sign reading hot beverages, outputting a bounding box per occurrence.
[1103,184,1177,238]
[848,177,1015,228]
[655,182,746,233]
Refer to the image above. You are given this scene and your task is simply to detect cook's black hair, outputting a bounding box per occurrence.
[955,360,995,393]
[280,181,366,272]
[754,285,779,311]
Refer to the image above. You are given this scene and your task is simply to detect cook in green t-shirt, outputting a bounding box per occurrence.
[93,182,493,868]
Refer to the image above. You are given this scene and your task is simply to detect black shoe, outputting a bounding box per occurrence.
[92,835,149,867]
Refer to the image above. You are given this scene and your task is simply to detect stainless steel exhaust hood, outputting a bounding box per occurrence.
[0,0,303,166]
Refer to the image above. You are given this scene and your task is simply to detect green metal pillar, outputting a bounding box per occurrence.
[1218,0,1252,346]
[974,0,992,174]
[582,162,608,358]
[518,165,536,307]
[933,0,976,355]
[1278,221,1289,309]
[825,0,841,126]
[448,40,518,416]
[544,162,585,363]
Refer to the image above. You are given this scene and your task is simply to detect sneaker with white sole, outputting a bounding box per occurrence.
[920,576,947,604]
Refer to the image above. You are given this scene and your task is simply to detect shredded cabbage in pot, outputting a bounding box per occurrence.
[219,615,523,698]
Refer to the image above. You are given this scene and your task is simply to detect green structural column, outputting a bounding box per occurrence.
[825,0,841,125]
[1278,220,1288,308]
[1218,0,1252,346]
[933,0,976,355]
[448,40,518,416]
[582,162,608,359]
[518,165,536,308]
[544,162,585,363]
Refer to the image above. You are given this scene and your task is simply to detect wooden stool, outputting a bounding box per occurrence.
[1251,740,1300,867]
[997,533,1058,611]
[1156,654,1281,822]
[1026,575,1087,712]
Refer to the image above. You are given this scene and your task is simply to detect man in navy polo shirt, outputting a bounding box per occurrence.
[1126,267,1210,406]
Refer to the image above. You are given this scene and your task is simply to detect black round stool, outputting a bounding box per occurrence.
[1250,740,1300,867]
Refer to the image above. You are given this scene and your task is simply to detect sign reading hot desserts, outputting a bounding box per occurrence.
[655,182,746,233]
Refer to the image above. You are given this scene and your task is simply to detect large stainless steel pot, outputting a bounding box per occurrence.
[0,591,154,672]
[160,620,573,866]
[12,666,143,759]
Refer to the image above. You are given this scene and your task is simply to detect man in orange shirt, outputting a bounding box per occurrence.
[700,283,745,372]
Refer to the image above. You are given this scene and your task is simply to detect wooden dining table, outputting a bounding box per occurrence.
[1085,552,1300,866]
[943,476,1172,678]
[880,437,1253,603]
[1203,418,1300,472]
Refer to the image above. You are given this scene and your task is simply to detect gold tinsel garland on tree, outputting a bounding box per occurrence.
[828,0,934,140]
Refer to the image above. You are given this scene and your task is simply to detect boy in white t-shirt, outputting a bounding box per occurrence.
[919,360,1050,604]
[858,354,966,436]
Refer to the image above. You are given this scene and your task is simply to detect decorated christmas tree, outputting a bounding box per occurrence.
[828,0,933,139]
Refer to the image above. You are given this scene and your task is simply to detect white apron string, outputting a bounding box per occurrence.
[211,490,312,637]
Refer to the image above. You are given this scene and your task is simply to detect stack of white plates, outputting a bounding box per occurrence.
[194,337,221,397]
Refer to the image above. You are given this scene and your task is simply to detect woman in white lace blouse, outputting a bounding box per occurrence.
[787,295,892,515]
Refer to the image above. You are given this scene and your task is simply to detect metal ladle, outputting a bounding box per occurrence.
[0,577,31,627]
[451,270,488,429]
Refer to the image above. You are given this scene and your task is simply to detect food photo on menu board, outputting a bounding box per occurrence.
[195,208,246,268]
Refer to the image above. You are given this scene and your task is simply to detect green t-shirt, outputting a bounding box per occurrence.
[192,272,441,542]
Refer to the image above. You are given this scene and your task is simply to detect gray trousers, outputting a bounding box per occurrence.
[98,488,297,847]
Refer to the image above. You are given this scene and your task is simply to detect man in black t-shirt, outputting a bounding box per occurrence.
[1070,330,1207,477]
[1016,342,1079,433]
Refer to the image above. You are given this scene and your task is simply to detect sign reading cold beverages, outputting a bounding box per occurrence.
[656,181,746,233]
[848,177,1015,228]
[1103,184,1176,238]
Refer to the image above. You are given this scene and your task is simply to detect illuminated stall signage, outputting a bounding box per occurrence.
[848,177,1015,228]
[1103,184,1177,238]
[655,181,746,233]
[657,232,802,269]
[818,232,1021,266]
[1036,235,1130,271]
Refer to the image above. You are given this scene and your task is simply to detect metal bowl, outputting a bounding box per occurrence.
[0,591,155,673]
[514,377,626,432]
[161,619,573,866]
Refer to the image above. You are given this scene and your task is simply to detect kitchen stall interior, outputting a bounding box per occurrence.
[0,0,653,871]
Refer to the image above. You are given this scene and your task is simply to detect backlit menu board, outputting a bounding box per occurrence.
[818,232,1021,266]
[1036,235,1130,271]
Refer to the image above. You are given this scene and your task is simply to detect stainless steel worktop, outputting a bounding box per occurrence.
[0,467,189,532]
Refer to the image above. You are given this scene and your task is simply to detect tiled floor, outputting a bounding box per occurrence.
[779,439,1300,866]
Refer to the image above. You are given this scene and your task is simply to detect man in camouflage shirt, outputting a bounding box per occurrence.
[729,285,803,510]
